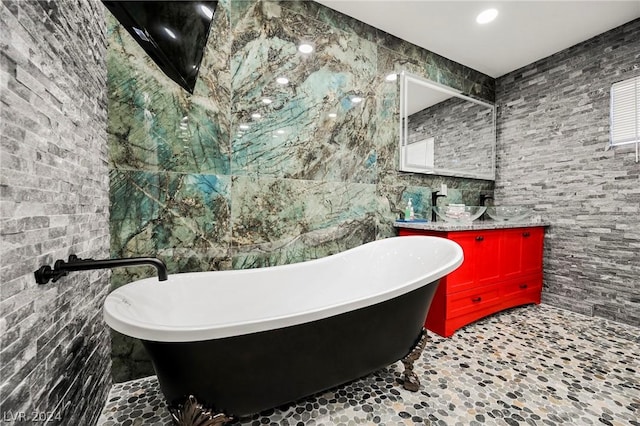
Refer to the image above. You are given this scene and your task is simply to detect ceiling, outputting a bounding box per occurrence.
[315,1,640,78]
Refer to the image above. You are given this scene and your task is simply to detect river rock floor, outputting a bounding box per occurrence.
[96,304,639,426]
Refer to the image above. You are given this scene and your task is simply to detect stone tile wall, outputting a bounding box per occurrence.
[106,0,495,380]
[0,1,111,424]
[495,18,640,326]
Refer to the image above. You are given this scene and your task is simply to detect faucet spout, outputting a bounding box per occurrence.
[35,255,168,284]
[431,191,447,222]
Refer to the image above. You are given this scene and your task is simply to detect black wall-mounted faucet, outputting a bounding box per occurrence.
[34,255,168,284]
[431,191,447,222]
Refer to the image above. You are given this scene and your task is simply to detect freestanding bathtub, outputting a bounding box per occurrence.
[103,236,463,425]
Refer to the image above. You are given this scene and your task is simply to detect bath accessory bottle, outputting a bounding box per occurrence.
[405,199,415,220]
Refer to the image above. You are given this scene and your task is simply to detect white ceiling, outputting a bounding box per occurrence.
[316,0,640,78]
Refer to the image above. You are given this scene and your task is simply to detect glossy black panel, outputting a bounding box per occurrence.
[102,1,217,93]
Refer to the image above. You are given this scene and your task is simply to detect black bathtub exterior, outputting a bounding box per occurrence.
[142,281,439,418]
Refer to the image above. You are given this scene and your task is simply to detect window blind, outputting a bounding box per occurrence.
[610,75,640,147]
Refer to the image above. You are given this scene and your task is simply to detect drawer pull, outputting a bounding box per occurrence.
[475,236,484,241]
[471,297,482,303]
[519,284,528,289]
[522,232,530,237]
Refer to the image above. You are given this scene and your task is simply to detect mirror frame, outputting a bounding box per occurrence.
[399,71,496,180]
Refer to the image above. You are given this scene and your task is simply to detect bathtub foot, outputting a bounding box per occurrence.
[401,327,427,392]
[169,395,233,426]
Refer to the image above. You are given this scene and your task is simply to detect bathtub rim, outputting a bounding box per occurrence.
[103,236,463,342]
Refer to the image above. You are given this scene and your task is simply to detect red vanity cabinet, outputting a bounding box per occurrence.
[398,226,545,337]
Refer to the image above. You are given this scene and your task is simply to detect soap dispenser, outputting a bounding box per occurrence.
[404,199,415,221]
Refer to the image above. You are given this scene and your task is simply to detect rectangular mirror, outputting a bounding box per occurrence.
[399,71,496,180]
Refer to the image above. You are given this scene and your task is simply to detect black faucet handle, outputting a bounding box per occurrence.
[34,265,67,285]
[34,265,53,285]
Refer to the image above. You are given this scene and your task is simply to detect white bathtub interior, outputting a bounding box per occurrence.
[103,236,462,342]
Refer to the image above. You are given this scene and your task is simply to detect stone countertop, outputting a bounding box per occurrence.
[394,219,550,232]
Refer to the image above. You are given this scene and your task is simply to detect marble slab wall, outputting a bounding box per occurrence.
[107,0,495,380]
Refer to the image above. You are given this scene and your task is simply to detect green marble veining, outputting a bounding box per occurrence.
[107,12,230,174]
[230,1,378,182]
[375,176,495,239]
[107,0,496,381]
[372,49,402,183]
[110,169,231,286]
[276,1,494,101]
[231,176,376,267]
[375,183,433,238]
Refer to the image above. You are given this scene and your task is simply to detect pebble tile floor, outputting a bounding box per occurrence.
[97,304,639,426]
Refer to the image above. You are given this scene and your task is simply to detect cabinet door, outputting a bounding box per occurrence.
[443,232,476,292]
[447,231,501,290]
[500,227,545,277]
[521,227,544,274]
[500,229,523,279]
[472,231,501,286]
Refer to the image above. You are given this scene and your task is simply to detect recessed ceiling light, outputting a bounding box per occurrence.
[298,43,314,54]
[276,77,289,85]
[476,8,498,24]
[385,73,397,82]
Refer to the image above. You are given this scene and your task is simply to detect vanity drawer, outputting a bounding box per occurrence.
[500,274,542,310]
[447,284,500,319]
[500,274,542,299]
